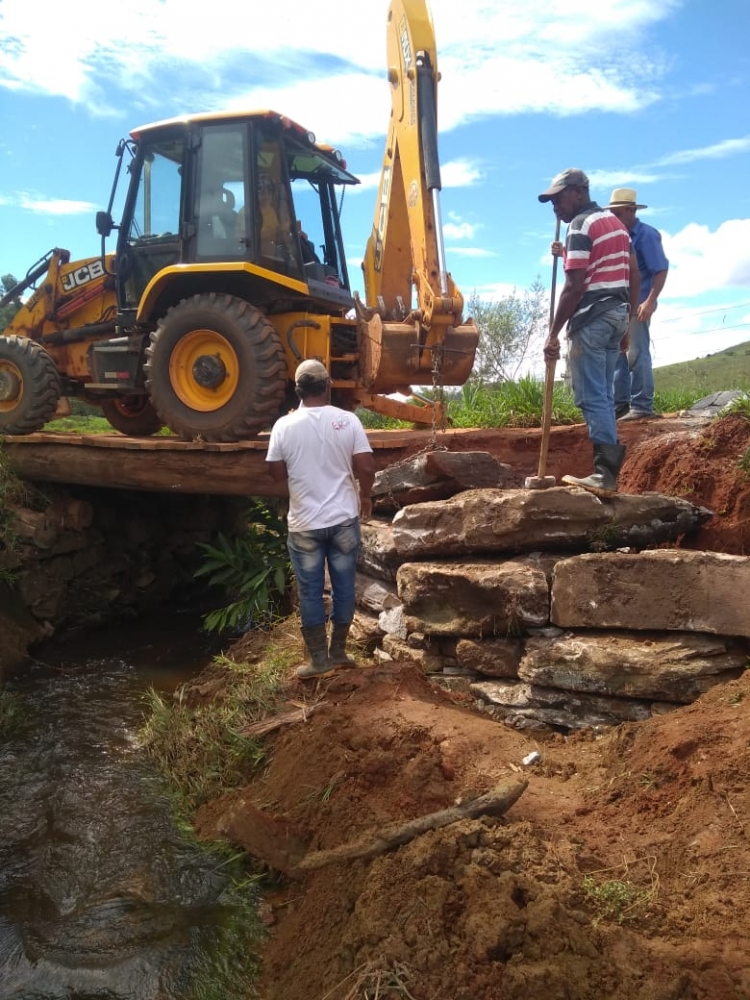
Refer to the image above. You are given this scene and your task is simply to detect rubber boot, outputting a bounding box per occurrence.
[296,625,334,680]
[562,443,626,497]
[329,622,356,668]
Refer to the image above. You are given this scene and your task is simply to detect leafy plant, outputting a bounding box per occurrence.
[726,389,750,421]
[582,877,639,924]
[195,499,292,634]
[467,281,548,383]
[582,856,659,924]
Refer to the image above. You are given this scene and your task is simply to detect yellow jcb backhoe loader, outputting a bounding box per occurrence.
[0,0,478,441]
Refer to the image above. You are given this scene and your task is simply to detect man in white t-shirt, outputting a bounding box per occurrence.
[266,359,376,679]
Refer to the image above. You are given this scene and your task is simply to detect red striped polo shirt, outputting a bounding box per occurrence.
[564,201,631,334]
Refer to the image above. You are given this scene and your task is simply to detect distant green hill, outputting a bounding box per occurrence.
[654,339,750,394]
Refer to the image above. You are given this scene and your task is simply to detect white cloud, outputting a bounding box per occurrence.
[14,194,99,215]
[651,299,750,368]
[448,247,497,258]
[586,170,662,192]
[443,221,478,240]
[441,159,483,187]
[467,281,523,301]
[656,136,750,166]
[662,219,750,298]
[0,0,679,139]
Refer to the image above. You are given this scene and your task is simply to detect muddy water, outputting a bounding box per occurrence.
[0,611,257,1000]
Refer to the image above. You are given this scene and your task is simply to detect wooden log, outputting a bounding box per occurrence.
[293,777,528,873]
[214,777,527,876]
[3,418,694,497]
[237,701,327,737]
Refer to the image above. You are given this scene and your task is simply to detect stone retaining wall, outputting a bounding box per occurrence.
[353,487,750,731]
[0,486,241,677]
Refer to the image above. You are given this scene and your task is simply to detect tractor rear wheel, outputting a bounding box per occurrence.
[100,396,165,437]
[0,336,62,435]
[144,294,287,441]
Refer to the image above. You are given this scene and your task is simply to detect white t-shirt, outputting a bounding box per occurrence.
[266,404,372,532]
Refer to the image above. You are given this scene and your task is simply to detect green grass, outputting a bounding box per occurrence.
[138,640,295,815]
[43,414,175,435]
[653,338,750,395]
[43,414,114,434]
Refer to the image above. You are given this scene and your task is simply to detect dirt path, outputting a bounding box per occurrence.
[195,415,750,1000]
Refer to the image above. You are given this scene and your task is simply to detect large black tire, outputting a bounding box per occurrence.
[0,336,61,435]
[100,396,165,437]
[144,293,287,441]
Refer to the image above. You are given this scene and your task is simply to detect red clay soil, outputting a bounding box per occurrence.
[193,414,750,1000]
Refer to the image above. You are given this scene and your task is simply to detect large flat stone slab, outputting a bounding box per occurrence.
[551,550,750,638]
[397,558,549,637]
[519,630,747,702]
[391,487,708,558]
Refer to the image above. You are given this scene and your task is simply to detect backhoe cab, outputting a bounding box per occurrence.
[0,0,478,441]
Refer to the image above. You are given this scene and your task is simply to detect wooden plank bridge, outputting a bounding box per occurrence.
[1,418,695,497]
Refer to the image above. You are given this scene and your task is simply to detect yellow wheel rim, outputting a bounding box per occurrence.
[168,329,240,412]
[0,359,23,413]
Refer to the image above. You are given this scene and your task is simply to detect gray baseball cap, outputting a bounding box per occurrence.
[294,359,330,385]
[538,168,590,203]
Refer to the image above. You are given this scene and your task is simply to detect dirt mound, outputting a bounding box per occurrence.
[196,664,750,1000]
[193,415,750,999]
[619,414,750,553]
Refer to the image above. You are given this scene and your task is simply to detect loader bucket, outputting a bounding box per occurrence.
[359,314,479,392]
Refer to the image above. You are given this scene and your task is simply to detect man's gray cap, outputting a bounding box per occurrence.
[295,359,330,385]
[538,168,590,203]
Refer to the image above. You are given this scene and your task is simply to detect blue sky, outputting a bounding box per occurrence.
[1,0,749,376]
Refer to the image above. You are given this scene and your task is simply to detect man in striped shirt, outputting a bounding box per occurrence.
[538,168,640,495]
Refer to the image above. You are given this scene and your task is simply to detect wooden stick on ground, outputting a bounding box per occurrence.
[237,700,327,738]
[292,777,528,874]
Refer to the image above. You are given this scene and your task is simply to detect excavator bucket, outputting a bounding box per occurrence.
[358,314,479,393]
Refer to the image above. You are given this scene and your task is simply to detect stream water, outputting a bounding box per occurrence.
[0,609,259,1000]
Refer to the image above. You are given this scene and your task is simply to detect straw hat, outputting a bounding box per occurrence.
[607,187,648,210]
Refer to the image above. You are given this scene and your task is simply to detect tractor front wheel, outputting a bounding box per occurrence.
[0,336,61,435]
[144,294,287,441]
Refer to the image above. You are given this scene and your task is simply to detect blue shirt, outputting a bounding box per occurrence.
[631,218,669,304]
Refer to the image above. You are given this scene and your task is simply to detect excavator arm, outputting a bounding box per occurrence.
[358,0,478,394]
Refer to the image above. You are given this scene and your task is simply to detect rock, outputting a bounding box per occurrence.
[519,630,748,702]
[380,635,445,673]
[359,519,402,581]
[471,678,654,730]
[590,492,712,550]
[378,604,407,638]
[551,550,750,638]
[390,487,708,559]
[350,610,383,650]
[397,558,549,637]
[355,572,399,613]
[373,451,517,512]
[456,637,523,678]
[0,583,47,676]
[392,488,609,557]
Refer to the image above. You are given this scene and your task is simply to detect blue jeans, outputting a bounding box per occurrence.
[287,518,361,630]
[613,318,655,413]
[568,303,629,445]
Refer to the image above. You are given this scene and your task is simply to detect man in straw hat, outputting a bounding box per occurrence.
[538,168,640,495]
[607,187,669,421]
[266,359,376,679]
